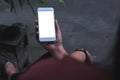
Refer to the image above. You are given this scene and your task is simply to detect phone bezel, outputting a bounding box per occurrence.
[37,7,56,42]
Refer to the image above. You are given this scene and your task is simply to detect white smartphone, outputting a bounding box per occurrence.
[37,7,56,42]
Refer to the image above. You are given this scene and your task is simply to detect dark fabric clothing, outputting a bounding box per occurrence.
[12,56,112,80]
[11,52,52,80]
[11,73,21,80]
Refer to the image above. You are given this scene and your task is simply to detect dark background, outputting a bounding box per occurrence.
[0,0,120,63]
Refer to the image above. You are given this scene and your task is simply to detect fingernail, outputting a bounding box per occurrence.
[35,20,38,25]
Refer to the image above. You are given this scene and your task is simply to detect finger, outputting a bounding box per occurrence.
[55,20,61,34]
[35,20,39,31]
[35,25,39,31]
[35,20,38,25]
[35,31,39,40]
[35,20,38,26]
[35,20,39,39]
[55,20,62,41]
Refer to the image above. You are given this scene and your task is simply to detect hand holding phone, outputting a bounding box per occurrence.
[35,20,68,59]
[37,7,56,42]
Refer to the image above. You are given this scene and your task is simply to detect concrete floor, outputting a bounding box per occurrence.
[0,0,119,63]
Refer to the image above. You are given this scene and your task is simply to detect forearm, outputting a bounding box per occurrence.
[50,45,68,60]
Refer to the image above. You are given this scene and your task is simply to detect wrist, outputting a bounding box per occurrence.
[51,45,68,60]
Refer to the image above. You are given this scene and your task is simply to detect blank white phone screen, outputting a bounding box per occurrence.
[38,8,56,41]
